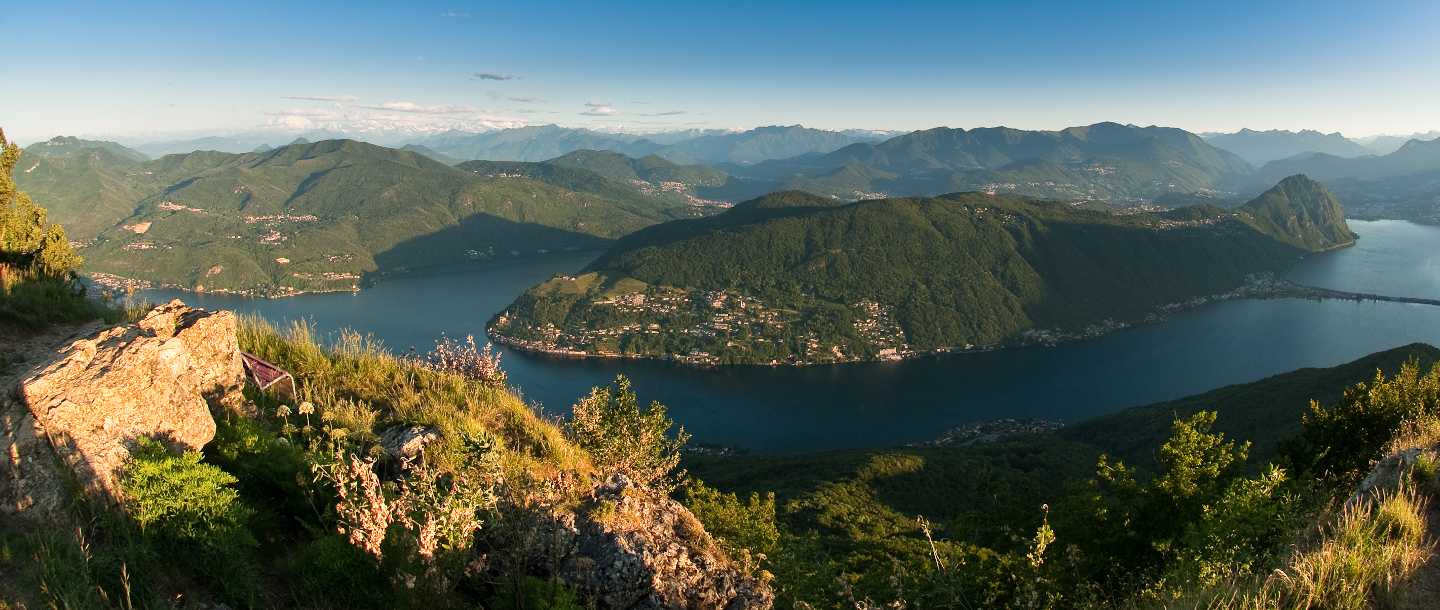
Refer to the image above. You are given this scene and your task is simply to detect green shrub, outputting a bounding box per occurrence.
[1284,358,1440,488]
[121,436,264,606]
[122,437,253,543]
[683,479,780,573]
[568,375,688,489]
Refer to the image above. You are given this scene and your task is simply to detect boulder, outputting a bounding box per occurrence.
[379,424,442,461]
[2,300,241,523]
[550,475,773,610]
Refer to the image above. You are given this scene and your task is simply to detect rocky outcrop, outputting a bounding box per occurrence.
[549,475,773,610]
[1,300,241,523]
[379,424,442,461]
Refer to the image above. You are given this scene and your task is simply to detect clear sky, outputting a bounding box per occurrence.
[2,0,1437,144]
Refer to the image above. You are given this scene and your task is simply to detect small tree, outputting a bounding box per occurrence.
[0,129,81,279]
[568,376,688,490]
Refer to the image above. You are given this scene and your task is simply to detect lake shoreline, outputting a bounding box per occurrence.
[487,271,1428,368]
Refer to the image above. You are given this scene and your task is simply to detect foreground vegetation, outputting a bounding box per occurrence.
[0,128,140,330]
[682,352,1440,609]
[1,316,702,608]
[3,305,1437,609]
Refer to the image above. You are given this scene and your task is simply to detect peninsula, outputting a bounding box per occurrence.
[488,175,1357,364]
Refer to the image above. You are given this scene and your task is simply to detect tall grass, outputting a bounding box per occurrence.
[1159,479,1434,610]
[237,315,591,484]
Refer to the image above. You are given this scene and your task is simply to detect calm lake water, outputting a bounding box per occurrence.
[144,220,1440,453]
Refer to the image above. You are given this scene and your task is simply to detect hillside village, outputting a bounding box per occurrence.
[489,273,911,365]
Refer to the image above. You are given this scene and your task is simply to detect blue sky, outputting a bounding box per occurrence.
[2,0,1437,143]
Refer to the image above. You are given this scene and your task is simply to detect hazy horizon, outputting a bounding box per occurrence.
[3,0,1437,145]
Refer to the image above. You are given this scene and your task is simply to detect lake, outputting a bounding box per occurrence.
[144,219,1440,453]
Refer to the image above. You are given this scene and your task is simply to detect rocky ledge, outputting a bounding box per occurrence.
[1,300,242,523]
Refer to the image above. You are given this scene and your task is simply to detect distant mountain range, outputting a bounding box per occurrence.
[701,122,1256,204]
[410,124,896,165]
[488,175,1352,364]
[1250,138,1440,224]
[1354,131,1440,156]
[130,136,260,157]
[15,139,719,295]
[1202,129,1374,166]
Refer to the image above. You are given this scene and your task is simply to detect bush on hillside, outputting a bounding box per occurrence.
[568,375,688,490]
[1284,358,1440,488]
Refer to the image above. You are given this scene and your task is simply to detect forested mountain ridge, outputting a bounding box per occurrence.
[14,139,706,294]
[488,175,1351,364]
[23,135,150,162]
[710,122,1256,204]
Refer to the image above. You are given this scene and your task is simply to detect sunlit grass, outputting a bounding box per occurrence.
[237,314,591,486]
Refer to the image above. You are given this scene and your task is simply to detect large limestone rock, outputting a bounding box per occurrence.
[550,475,773,610]
[1,301,242,523]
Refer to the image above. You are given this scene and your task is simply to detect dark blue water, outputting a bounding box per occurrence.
[144,220,1440,453]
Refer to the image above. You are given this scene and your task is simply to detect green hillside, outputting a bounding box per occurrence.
[1236,174,1355,250]
[1056,342,1440,470]
[13,146,153,237]
[15,140,701,295]
[488,176,1351,364]
[23,135,150,162]
[457,151,734,213]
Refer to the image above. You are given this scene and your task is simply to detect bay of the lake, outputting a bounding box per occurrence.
[143,220,1440,453]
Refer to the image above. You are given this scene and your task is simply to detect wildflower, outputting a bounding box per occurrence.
[298,401,314,415]
[276,405,292,418]
[277,437,290,446]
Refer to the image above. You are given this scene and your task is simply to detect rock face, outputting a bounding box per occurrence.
[1,301,241,523]
[551,475,773,610]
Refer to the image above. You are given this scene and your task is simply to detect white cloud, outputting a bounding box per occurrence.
[260,106,528,136]
[266,107,337,117]
[580,106,622,116]
[473,72,520,81]
[362,101,476,114]
[440,12,469,17]
[266,115,316,129]
[281,94,359,102]
[585,101,610,107]
[509,97,547,103]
